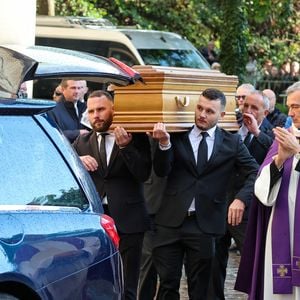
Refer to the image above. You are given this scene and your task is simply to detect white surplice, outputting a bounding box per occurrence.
[255,157,300,300]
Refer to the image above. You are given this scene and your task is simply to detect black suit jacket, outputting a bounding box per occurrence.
[153,127,258,236]
[246,118,274,165]
[227,118,274,218]
[266,108,287,128]
[143,138,167,216]
[47,97,87,142]
[73,131,152,234]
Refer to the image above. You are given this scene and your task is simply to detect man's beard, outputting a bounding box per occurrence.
[91,116,113,132]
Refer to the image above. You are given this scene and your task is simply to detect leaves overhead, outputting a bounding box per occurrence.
[37,0,300,79]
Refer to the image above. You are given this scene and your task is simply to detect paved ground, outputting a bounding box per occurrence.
[179,250,247,299]
[223,251,247,300]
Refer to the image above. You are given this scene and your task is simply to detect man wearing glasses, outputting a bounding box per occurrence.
[235,83,256,127]
[209,90,274,300]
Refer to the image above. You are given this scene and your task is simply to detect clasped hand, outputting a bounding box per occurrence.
[274,127,300,168]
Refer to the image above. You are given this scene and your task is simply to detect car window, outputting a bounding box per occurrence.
[138,49,209,69]
[35,37,109,57]
[109,48,138,66]
[35,37,139,65]
[0,116,89,210]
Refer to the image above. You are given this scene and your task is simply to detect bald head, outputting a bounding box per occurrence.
[263,89,276,113]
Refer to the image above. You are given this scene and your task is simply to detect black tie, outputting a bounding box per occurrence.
[197,132,208,172]
[244,132,252,147]
[99,133,108,170]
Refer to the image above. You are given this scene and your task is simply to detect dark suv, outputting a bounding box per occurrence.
[0,46,138,300]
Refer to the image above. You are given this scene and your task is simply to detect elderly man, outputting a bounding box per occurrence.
[47,79,89,142]
[263,88,287,128]
[209,90,274,300]
[235,83,256,127]
[236,81,300,299]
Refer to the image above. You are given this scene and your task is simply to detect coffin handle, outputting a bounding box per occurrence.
[175,96,190,107]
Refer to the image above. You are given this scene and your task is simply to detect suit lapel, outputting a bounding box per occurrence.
[180,129,199,175]
[88,132,106,175]
[107,142,119,170]
[248,118,272,149]
[89,132,101,163]
[206,126,223,167]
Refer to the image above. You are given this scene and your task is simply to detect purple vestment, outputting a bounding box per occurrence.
[234,141,276,299]
[235,140,300,298]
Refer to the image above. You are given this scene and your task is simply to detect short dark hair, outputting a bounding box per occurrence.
[201,88,226,110]
[88,90,114,102]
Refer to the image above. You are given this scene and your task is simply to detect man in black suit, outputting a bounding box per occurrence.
[47,79,89,142]
[151,88,259,299]
[263,88,287,128]
[138,138,167,300]
[72,90,151,300]
[208,90,275,300]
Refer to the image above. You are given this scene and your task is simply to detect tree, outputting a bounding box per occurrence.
[245,0,300,67]
[37,0,56,16]
[36,0,299,80]
[217,0,249,81]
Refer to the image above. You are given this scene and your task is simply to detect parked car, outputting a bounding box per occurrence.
[35,16,210,69]
[34,16,211,99]
[0,45,139,300]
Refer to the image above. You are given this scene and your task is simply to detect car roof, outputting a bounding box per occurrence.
[118,29,196,50]
[0,45,141,96]
[0,98,56,115]
[35,16,201,52]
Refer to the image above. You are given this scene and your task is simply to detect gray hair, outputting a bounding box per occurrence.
[238,83,256,93]
[286,81,300,96]
[248,90,270,110]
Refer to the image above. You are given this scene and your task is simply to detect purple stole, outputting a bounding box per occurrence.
[261,142,300,293]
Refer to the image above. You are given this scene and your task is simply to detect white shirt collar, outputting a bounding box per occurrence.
[191,125,217,138]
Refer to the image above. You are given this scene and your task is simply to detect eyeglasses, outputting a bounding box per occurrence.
[235,95,246,100]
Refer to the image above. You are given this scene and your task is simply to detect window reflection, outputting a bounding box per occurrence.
[0,116,88,210]
[139,49,209,69]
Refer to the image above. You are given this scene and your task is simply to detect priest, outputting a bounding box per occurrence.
[235,81,300,299]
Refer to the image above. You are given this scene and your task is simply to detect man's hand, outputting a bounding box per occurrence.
[80,155,98,171]
[228,199,245,226]
[243,113,260,136]
[114,126,132,147]
[152,122,170,146]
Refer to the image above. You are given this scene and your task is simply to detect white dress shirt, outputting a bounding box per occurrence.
[188,125,216,211]
[97,132,115,204]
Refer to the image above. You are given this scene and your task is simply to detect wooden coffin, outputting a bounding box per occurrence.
[112,65,239,132]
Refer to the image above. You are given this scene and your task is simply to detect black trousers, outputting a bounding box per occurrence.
[207,221,247,300]
[152,215,215,300]
[119,232,144,300]
[138,230,158,300]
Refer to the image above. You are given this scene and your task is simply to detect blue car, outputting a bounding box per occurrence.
[0,46,139,300]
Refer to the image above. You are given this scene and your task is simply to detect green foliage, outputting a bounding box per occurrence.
[245,0,300,67]
[55,0,106,17]
[218,0,249,81]
[276,102,288,114]
[39,0,299,79]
